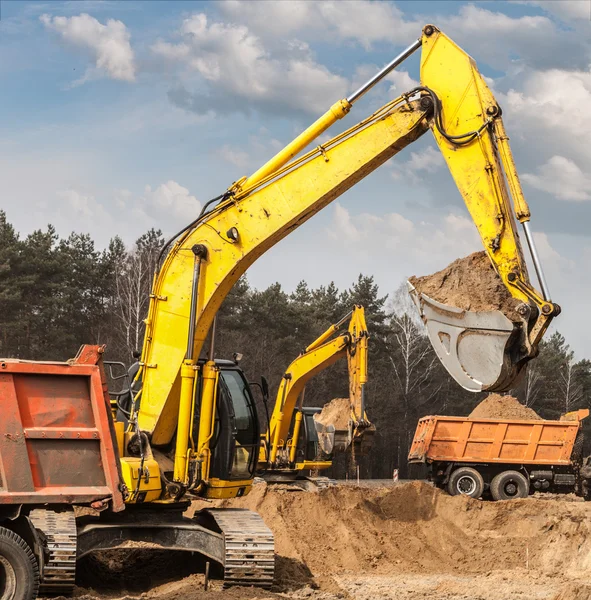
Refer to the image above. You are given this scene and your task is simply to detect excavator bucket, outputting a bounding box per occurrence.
[315,422,336,455]
[408,283,522,392]
[315,419,376,455]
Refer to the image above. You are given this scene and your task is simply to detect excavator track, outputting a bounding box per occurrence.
[206,509,274,589]
[29,508,77,595]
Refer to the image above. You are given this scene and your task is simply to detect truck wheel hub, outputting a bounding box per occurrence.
[505,482,518,496]
[0,555,17,600]
[457,476,476,494]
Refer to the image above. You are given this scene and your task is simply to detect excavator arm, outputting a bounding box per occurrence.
[409,26,558,391]
[134,25,556,492]
[260,305,370,472]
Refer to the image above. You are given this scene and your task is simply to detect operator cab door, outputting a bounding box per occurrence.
[209,368,260,481]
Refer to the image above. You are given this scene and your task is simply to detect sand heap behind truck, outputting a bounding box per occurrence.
[408,395,591,501]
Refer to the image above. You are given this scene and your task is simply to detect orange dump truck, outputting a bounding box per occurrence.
[408,410,591,500]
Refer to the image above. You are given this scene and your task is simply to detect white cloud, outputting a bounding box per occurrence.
[142,181,200,221]
[220,0,417,49]
[152,13,348,116]
[40,13,136,83]
[386,70,419,94]
[439,4,589,70]
[513,1,590,22]
[57,188,101,218]
[501,67,591,164]
[218,145,250,170]
[327,202,480,266]
[523,156,591,202]
[391,145,445,183]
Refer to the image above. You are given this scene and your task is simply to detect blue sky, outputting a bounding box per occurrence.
[1,0,591,358]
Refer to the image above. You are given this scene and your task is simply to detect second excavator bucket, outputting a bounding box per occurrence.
[408,283,524,392]
[315,422,336,455]
[315,419,376,455]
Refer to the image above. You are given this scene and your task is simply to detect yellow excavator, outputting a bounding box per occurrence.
[258,305,371,483]
[0,25,559,598]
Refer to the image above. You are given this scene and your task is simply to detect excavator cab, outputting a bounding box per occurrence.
[207,363,261,485]
[297,408,334,465]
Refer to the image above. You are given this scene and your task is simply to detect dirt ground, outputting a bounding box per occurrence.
[57,481,591,600]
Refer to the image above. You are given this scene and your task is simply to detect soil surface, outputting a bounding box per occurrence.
[409,251,523,320]
[469,393,542,420]
[313,397,351,430]
[54,481,591,600]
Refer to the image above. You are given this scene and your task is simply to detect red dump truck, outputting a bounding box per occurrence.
[408,410,591,500]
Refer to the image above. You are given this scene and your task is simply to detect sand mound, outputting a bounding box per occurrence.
[469,393,541,420]
[74,481,591,599]
[313,397,350,430]
[409,251,523,320]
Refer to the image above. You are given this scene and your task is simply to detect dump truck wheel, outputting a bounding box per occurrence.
[490,471,529,501]
[0,526,39,600]
[447,467,484,498]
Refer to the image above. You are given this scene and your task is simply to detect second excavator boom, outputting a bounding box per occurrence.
[259,306,372,481]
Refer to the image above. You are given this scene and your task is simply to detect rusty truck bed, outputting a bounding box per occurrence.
[0,345,124,510]
[408,410,588,466]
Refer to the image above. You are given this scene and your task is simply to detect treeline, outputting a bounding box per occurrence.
[1,211,590,477]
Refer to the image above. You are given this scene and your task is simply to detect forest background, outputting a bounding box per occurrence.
[2,211,588,478]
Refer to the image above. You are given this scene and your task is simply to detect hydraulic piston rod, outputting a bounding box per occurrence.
[232,38,422,194]
[347,38,422,104]
[522,221,551,301]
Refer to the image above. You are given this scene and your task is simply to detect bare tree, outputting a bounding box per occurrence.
[560,358,584,414]
[113,230,163,359]
[387,284,442,473]
[523,364,543,408]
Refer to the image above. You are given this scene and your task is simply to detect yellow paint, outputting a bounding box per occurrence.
[294,461,332,471]
[419,25,548,317]
[114,420,125,457]
[173,361,198,482]
[121,457,162,503]
[205,478,253,499]
[138,99,429,442]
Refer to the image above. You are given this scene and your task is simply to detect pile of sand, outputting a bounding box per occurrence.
[313,397,351,430]
[469,393,541,420]
[409,251,523,320]
[75,481,591,599]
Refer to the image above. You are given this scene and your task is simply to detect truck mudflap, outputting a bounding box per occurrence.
[29,508,77,595]
[206,509,275,589]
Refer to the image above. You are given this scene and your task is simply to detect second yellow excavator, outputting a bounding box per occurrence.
[258,305,372,483]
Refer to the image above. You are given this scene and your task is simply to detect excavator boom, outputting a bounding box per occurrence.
[134,24,556,495]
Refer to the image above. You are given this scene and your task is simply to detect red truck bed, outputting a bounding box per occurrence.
[0,345,124,511]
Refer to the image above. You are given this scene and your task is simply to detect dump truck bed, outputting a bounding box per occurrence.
[0,345,125,510]
[408,411,588,466]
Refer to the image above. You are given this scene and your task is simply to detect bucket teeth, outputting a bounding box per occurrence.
[408,282,523,392]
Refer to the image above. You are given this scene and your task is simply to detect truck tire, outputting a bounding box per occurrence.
[490,470,529,501]
[447,467,484,498]
[0,526,39,600]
